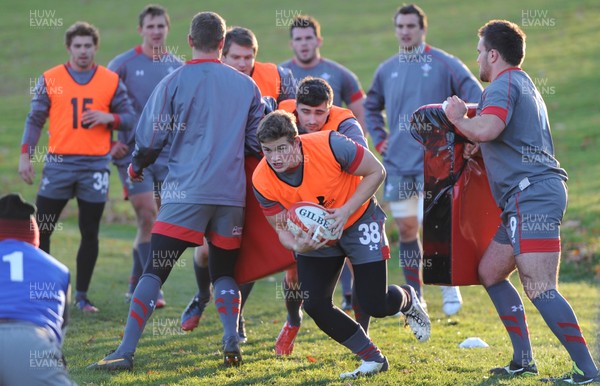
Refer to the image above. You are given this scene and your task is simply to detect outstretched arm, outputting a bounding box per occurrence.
[444,95,505,142]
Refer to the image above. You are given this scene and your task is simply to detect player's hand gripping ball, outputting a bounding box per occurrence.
[286,201,341,246]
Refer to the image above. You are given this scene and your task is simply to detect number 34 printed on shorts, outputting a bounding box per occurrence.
[92,171,109,194]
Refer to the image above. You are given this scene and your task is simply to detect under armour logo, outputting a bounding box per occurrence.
[391,72,398,78]
[149,300,155,308]
[421,63,432,77]
[320,72,331,81]
[41,177,50,190]
[385,182,394,195]
[220,289,236,295]
[135,70,144,76]
[511,304,524,312]
[369,244,378,251]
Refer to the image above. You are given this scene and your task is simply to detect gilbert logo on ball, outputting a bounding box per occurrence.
[287,201,340,246]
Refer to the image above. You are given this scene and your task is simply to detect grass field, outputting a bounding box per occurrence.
[1,0,599,385]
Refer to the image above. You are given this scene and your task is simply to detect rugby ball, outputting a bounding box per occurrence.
[286,201,340,246]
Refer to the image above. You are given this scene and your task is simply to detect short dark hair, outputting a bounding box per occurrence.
[290,15,321,39]
[296,77,333,108]
[223,26,258,56]
[478,20,526,67]
[394,4,427,30]
[189,12,226,52]
[65,21,99,47]
[257,111,298,144]
[138,4,170,28]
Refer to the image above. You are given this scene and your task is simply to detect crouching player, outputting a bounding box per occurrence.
[252,111,431,379]
[0,193,75,385]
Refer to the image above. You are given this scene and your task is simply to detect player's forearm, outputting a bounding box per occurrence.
[363,108,387,146]
[364,86,387,137]
[132,105,170,169]
[343,168,385,216]
[109,107,135,131]
[265,213,296,251]
[445,96,505,142]
[22,110,47,154]
[109,81,136,131]
[130,146,161,173]
[277,229,298,252]
[108,112,135,131]
[451,114,503,143]
[366,123,386,146]
[244,97,265,158]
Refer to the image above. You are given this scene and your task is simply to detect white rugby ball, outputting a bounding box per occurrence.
[286,201,340,246]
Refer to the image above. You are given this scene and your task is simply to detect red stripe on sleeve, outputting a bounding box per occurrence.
[261,204,285,217]
[349,90,365,103]
[109,114,121,129]
[347,143,365,174]
[21,144,29,154]
[481,106,508,123]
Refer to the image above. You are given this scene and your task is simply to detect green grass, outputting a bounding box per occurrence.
[1,0,599,385]
[55,223,598,385]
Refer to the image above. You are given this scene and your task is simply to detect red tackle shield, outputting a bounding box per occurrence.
[410,104,501,285]
[234,156,296,284]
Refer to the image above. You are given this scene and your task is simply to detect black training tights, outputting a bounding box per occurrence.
[144,234,196,283]
[36,196,105,292]
[145,234,238,285]
[296,255,405,343]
